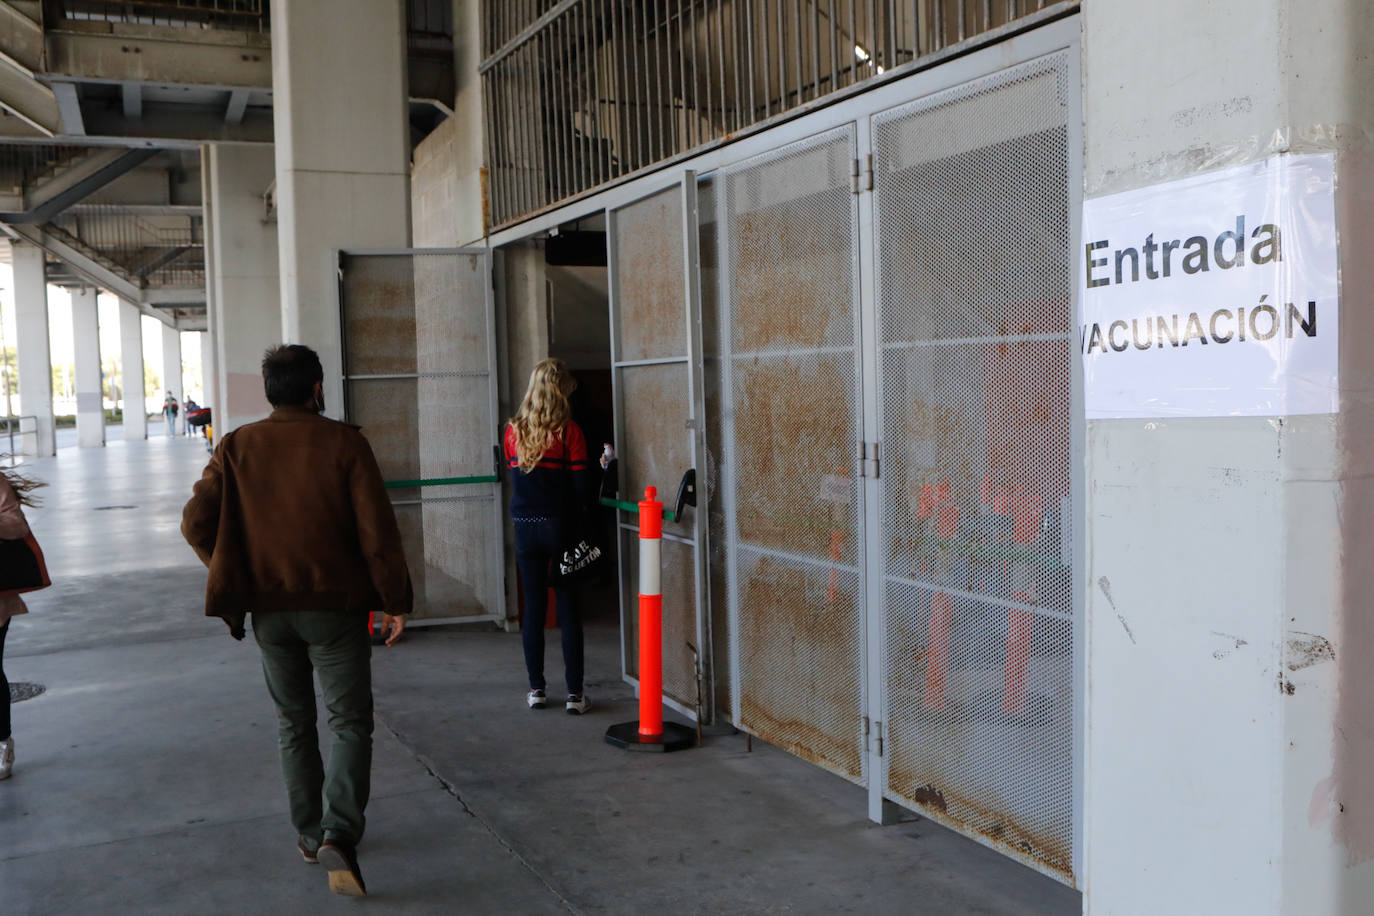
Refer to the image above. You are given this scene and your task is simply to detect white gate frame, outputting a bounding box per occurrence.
[604,174,714,724]
[335,246,505,629]
[484,15,1085,883]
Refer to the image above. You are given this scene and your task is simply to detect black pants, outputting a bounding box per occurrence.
[1,618,10,741]
[514,518,584,695]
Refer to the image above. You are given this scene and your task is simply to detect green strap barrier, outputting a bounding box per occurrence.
[600,496,676,523]
[384,475,499,489]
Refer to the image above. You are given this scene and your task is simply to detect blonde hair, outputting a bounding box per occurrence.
[509,358,577,473]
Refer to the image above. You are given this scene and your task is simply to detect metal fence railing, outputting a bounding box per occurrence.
[0,145,92,195]
[53,0,454,36]
[55,0,270,31]
[46,206,206,290]
[481,0,1069,227]
[0,416,38,463]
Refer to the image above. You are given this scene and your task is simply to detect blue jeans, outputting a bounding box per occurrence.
[514,518,584,695]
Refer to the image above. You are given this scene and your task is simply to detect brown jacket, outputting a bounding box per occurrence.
[182,406,412,638]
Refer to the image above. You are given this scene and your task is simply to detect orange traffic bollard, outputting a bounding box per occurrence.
[605,486,695,753]
[638,486,664,738]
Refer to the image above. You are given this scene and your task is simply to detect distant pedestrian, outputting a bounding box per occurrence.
[162,391,178,437]
[182,398,198,436]
[0,463,47,781]
[504,357,594,715]
[182,344,411,897]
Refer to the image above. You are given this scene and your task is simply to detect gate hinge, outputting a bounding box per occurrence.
[850,155,873,194]
[859,441,880,479]
[863,717,885,756]
[870,719,884,757]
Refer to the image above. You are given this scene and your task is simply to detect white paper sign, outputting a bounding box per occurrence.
[1080,154,1338,418]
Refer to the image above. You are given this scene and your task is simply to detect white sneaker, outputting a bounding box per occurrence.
[0,738,13,780]
[526,689,547,709]
[565,694,591,715]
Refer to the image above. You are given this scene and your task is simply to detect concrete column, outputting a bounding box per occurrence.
[271,0,410,417]
[206,143,278,434]
[118,300,146,440]
[161,323,183,436]
[198,332,214,408]
[1083,1,1374,913]
[10,241,54,456]
[70,287,103,448]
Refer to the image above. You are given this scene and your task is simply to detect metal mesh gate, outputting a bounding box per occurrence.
[715,126,866,782]
[871,53,1074,877]
[338,250,505,625]
[608,184,708,710]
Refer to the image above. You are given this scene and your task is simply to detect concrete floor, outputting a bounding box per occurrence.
[0,436,1082,915]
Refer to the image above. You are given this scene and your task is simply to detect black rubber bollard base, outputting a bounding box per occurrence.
[605,720,696,753]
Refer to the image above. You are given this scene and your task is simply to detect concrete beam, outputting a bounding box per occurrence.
[224,89,249,125]
[0,57,59,135]
[44,27,271,90]
[142,287,206,307]
[51,81,84,135]
[0,1,43,74]
[121,82,142,121]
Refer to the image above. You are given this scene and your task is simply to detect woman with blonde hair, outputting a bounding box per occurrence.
[504,358,593,714]
[0,462,45,779]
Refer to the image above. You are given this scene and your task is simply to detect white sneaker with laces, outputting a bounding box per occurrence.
[565,694,591,715]
[527,689,547,709]
[0,738,13,780]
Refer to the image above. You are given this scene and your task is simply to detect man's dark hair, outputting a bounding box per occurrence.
[262,344,324,407]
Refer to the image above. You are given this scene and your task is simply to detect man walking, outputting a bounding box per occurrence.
[182,344,411,897]
[162,390,178,437]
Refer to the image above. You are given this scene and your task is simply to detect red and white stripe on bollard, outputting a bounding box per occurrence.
[605,485,696,753]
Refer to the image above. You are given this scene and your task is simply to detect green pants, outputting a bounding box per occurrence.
[252,611,373,849]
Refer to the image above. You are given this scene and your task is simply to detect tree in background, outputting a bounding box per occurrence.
[0,346,15,397]
[51,362,74,399]
[102,357,120,402]
[144,365,161,410]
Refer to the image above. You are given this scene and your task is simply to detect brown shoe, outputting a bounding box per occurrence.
[297,837,319,864]
[317,841,366,896]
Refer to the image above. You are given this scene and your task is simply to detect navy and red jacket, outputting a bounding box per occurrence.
[504,421,594,521]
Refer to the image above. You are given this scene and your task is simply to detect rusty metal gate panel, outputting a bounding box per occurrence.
[715,125,867,783]
[337,249,505,626]
[869,52,1076,879]
[607,177,711,714]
